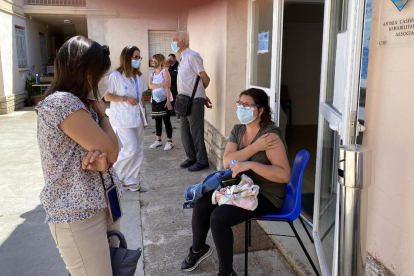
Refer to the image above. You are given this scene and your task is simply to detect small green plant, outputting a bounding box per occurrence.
[25,73,40,97]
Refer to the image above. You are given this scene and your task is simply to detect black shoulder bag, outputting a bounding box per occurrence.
[174,75,200,117]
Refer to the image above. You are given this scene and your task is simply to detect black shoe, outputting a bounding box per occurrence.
[180,159,197,169]
[181,245,213,272]
[188,162,209,172]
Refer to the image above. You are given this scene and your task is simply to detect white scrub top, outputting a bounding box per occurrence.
[107,71,148,128]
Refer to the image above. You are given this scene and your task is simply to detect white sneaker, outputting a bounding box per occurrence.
[150,140,163,149]
[126,183,140,192]
[164,141,174,151]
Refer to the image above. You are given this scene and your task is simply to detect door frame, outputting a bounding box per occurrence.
[246,0,284,126]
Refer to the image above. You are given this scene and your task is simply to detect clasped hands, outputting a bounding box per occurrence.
[82,150,109,172]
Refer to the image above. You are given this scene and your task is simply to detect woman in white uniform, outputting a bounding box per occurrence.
[105,46,148,192]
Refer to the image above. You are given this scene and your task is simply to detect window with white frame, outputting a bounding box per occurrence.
[148,31,179,66]
[15,26,28,68]
[39,33,48,65]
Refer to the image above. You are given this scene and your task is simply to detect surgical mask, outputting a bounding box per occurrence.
[87,77,109,101]
[152,62,159,69]
[236,106,257,125]
[171,41,180,52]
[131,59,141,68]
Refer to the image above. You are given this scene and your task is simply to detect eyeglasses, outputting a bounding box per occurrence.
[132,55,142,60]
[235,101,260,110]
[102,45,110,56]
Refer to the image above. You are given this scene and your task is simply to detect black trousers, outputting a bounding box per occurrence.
[192,191,280,275]
[180,98,208,165]
[155,109,173,139]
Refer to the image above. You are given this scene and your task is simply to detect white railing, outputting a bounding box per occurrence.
[25,0,86,7]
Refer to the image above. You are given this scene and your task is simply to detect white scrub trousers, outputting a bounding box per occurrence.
[114,125,144,187]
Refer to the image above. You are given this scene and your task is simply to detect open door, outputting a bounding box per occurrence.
[312,0,368,275]
[247,0,284,125]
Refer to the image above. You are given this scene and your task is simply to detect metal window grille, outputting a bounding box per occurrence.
[148,31,179,64]
[15,27,28,68]
[25,0,86,7]
[39,33,48,65]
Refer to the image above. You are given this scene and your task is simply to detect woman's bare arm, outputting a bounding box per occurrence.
[59,107,119,163]
[223,142,258,169]
[230,142,290,183]
[148,74,163,90]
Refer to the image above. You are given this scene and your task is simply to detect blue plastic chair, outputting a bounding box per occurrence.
[244,150,320,276]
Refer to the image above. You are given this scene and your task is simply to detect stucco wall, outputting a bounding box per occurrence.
[187,0,228,135]
[0,10,47,97]
[86,0,178,80]
[365,1,414,275]
[186,0,248,137]
[225,0,248,135]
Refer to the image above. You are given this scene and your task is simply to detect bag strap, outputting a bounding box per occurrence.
[191,75,201,100]
[112,247,128,275]
[99,171,115,192]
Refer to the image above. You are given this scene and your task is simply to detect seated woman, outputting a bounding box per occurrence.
[181,88,291,276]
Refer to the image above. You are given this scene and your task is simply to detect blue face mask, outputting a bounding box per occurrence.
[171,41,180,52]
[131,60,141,69]
[237,106,257,125]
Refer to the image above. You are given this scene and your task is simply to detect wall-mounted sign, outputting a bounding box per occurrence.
[392,0,409,11]
[378,0,414,47]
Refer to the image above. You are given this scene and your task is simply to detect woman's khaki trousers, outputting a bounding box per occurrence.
[48,211,120,276]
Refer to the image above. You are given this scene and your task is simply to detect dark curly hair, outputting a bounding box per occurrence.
[239,88,274,128]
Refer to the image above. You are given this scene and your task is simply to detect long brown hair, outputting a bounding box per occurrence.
[239,88,274,128]
[44,36,111,101]
[116,46,142,77]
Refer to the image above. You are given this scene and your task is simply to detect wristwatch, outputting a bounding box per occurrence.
[123,96,127,102]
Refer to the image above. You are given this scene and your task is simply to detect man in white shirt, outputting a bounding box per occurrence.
[172,31,212,172]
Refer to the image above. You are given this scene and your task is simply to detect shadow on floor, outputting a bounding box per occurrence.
[0,205,66,276]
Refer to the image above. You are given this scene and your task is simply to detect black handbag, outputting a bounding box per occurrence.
[174,75,200,117]
[151,99,167,118]
[108,230,142,276]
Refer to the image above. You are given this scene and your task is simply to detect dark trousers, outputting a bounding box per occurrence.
[155,109,173,139]
[180,98,208,165]
[192,191,280,275]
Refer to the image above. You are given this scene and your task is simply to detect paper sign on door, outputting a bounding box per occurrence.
[258,31,269,54]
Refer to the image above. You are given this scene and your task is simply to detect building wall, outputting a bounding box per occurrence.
[86,0,178,81]
[186,0,248,168]
[0,0,48,113]
[365,1,414,275]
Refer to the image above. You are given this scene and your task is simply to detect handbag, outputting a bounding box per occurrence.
[174,75,200,117]
[151,99,167,118]
[212,174,260,211]
[108,230,142,276]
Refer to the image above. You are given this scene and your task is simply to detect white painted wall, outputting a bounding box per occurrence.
[365,1,414,275]
[0,9,48,97]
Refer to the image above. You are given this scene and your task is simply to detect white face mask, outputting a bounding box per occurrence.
[87,77,109,101]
